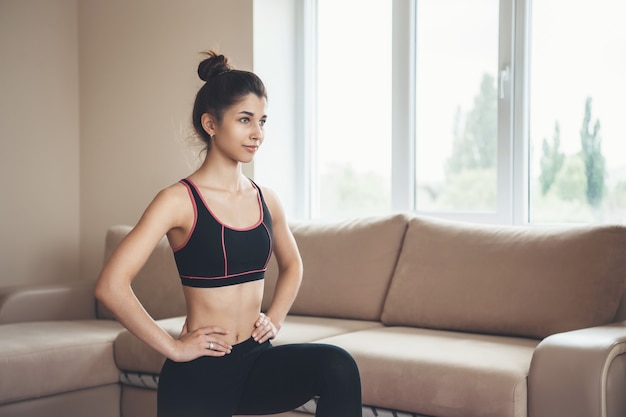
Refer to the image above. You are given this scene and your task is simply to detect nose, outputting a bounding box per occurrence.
[252,123,264,141]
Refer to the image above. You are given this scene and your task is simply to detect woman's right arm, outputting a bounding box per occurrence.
[94,185,232,362]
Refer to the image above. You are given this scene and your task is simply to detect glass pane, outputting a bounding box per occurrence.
[529,0,626,223]
[316,0,392,218]
[414,0,500,212]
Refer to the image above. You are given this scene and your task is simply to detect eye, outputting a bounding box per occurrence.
[239,117,250,123]
[259,119,267,127]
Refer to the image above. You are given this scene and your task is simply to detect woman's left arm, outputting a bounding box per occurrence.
[252,187,302,342]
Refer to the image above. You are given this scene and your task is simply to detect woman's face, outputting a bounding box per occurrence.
[208,93,267,163]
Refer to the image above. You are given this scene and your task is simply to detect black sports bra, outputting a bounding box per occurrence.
[172,178,273,288]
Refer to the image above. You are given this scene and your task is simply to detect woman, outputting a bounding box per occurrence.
[95,51,362,417]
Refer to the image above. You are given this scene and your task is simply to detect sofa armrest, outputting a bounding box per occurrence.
[528,321,626,417]
[0,282,97,323]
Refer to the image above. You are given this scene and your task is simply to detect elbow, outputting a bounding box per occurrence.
[283,254,302,279]
[275,252,303,286]
[296,256,303,281]
[291,258,304,287]
[296,264,303,285]
[93,279,107,305]
[94,281,104,301]
[94,275,114,307]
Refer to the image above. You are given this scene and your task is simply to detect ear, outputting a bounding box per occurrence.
[201,113,217,136]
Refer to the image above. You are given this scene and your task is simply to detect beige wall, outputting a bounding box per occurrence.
[0,0,255,287]
[0,0,80,287]
[79,0,254,282]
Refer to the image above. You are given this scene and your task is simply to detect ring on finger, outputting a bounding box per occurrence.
[209,342,214,350]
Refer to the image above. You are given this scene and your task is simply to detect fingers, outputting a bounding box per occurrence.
[255,312,268,328]
[193,327,232,355]
[178,317,276,359]
[252,313,276,343]
[204,337,232,356]
[175,326,232,360]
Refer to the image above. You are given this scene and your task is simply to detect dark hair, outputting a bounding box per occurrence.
[192,51,268,148]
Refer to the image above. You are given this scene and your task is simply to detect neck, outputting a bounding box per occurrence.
[194,152,246,193]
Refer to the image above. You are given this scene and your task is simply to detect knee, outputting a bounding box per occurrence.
[321,345,360,380]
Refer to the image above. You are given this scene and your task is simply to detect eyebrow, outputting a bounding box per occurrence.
[238,111,267,118]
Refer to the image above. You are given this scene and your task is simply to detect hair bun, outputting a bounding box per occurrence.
[197,51,233,82]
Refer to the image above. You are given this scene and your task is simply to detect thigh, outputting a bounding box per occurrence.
[235,343,338,415]
[157,357,241,417]
[157,338,272,417]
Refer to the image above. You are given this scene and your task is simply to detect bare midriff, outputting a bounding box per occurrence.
[182,279,265,345]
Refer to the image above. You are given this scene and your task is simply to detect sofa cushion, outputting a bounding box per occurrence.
[271,315,383,345]
[263,214,408,321]
[0,385,121,417]
[382,216,626,339]
[319,326,538,417]
[97,225,186,321]
[0,320,123,405]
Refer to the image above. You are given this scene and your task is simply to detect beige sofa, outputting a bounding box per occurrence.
[1,213,626,417]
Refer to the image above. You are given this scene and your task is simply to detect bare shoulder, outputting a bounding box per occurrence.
[258,185,279,204]
[155,181,189,203]
[136,181,192,230]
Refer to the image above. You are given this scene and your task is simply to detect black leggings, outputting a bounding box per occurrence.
[157,338,362,417]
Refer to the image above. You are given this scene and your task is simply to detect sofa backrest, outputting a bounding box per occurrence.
[382,215,626,339]
[97,225,186,320]
[262,214,409,321]
[615,282,626,322]
[99,216,626,335]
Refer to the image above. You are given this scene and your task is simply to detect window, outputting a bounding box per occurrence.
[293,0,626,224]
[414,0,500,214]
[314,0,392,218]
[528,0,626,223]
